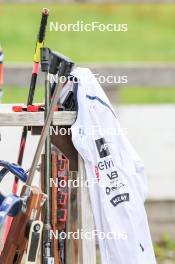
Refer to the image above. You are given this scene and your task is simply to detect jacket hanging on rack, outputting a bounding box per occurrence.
[68,67,156,264]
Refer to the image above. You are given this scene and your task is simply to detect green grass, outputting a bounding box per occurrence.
[1,3,175,62]
[2,87,44,104]
[120,87,175,104]
[2,86,175,104]
[154,234,175,262]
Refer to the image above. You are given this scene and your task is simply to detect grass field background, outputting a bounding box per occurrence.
[1,3,175,63]
[2,86,175,104]
[1,3,175,104]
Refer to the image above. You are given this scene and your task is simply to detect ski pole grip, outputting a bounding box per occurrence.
[34,8,49,63]
[38,8,49,43]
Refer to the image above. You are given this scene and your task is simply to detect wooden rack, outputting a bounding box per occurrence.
[0,104,96,264]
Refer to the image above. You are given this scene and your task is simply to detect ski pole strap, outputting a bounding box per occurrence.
[0,160,27,183]
[34,8,49,63]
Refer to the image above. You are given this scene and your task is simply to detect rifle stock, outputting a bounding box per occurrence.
[0,186,45,264]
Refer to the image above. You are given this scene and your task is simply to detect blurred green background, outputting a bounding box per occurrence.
[2,86,175,104]
[1,3,175,63]
[1,3,175,103]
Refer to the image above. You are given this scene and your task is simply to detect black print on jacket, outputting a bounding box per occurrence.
[110,193,129,207]
[140,243,144,252]
[107,170,118,180]
[95,138,110,158]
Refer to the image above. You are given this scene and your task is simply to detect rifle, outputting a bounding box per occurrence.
[0,161,27,237]
[49,153,69,264]
[51,152,61,264]
[0,160,45,264]
[41,152,62,264]
[0,50,74,264]
[0,185,45,264]
[40,47,74,264]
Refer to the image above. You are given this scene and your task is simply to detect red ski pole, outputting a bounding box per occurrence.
[4,8,49,241]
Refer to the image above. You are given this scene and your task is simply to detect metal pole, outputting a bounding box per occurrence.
[44,71,52,225]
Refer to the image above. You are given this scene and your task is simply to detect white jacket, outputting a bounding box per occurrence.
[69,67,156,264]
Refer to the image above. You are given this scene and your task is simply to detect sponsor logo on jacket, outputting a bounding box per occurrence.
[98,158,114,171]
[110,193,129,207]
[106,180,125,195]
[95,138,110,158]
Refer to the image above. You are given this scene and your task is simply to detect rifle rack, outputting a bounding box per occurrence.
[0,104,96,264]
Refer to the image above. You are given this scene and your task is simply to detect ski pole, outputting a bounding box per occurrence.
[4,8,49,242]
[41,47,54,263]
[14,7,49,190]
[0,45,4,103]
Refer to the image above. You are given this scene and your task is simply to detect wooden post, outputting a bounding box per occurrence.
[77,156,96,264]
